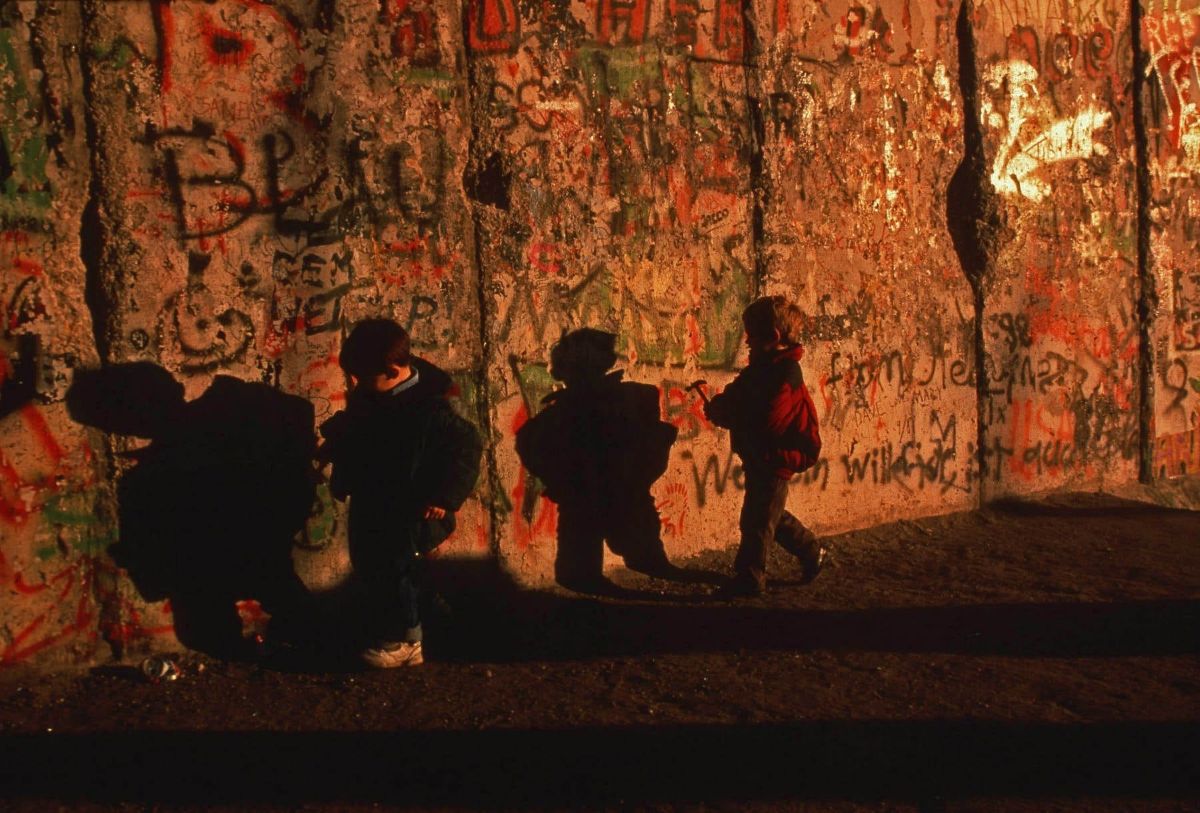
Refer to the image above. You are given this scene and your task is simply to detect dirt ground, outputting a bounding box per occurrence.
[1,492,1198,812]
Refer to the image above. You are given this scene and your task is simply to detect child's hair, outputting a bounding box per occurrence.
[339,318,412,380]
[549,328,618,383]
[742,295,805,346]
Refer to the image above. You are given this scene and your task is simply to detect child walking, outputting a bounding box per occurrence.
[704,296,827,597]
[319,319,482,666]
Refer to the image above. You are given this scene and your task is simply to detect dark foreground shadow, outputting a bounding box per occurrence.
[986,494,1199,519]
[0,721,1195,805]
[266,560,1200,668]
[67,364,317,658]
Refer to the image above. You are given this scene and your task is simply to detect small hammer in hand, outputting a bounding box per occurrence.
[686,379,710,404]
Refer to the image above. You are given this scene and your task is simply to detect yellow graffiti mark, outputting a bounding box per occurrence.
[982,60,1111,202]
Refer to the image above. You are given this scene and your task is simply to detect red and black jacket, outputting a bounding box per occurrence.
[704,345,822,479]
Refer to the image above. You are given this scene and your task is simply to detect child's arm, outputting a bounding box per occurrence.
[425,408,484,513]
[703,377,743,428]
[316,412,351,499]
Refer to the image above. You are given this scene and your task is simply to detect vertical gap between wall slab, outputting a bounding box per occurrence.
[947,0,994,508]
[458,7,503,560]
[740,0,767,301]
[77,0,125,659]
[1131,0,1156,483]
[78,0,110,366]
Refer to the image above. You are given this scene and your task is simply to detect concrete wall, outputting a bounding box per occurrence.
[0,0,1196,667]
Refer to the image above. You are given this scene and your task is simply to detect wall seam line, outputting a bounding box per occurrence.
[740,0,767,302]
[1131,0,1156,483]
[458,7,503,562]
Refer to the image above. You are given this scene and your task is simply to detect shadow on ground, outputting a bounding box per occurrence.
[0,721,1195,806]
[266,554,1200,668]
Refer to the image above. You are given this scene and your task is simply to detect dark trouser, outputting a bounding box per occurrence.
[555,490,667,588]
[349,512,423,646]
[359,563,422,645]
[735,469,812,587]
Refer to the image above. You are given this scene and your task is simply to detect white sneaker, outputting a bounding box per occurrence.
[361,640,424,668]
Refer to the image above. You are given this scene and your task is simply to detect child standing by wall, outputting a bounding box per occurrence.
[319,319,482,667]
[704,296,827,597]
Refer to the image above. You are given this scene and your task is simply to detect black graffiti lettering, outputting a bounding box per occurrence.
[686,450,743,508]
[796,458,830,491]
[149,123,257,242]
[263,131,329,236]
[405,295,438,334]
[302,283,351,335]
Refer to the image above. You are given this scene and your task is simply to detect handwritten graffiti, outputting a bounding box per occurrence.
[656,481,689,538]
[985,392,1138,483]
[1175,264,1200,350]
[841,412,963,494]
[834,4,894,61]
[153,0,314,129]
[1143,5,1200,161]
[382,0,440,67]
[467,0,520,54]
[1155,427,1200,478]
[1006,22,1117,83]
[682,448,742,508]
[157,253,255,373]
[0,403,167,664]
[595,0,650,47]
[0,27,50,227]
[982,60,1113,202]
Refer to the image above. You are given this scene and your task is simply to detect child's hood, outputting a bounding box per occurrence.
[324,356,456,432]
[750,343,805,366]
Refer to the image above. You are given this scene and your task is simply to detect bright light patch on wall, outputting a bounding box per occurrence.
[983,61,1112,202]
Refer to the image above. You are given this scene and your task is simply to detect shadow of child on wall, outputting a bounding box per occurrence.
[515,329,723,594]
[67,363,317,659]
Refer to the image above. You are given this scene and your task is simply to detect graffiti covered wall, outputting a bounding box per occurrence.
[0,0,1195,666]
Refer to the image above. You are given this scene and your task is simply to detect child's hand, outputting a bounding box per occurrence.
[423,505,447,519]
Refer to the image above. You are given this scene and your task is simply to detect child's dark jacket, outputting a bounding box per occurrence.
[319,357,482,563]
[705,345,821,478]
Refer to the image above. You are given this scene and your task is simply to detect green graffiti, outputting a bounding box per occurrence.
[398,67,458,103]
[0,28,51,222]
[1190,377,1200,394]
[512,360,555,416]
[296,483,339,551]
[90,38,139,70]
[41,491,101,527]
[40,491,117,556]
[577,44,660,101]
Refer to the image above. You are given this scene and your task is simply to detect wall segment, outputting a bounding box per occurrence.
[0,0,1196,667]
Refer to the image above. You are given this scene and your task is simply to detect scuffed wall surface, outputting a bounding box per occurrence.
[80,0,488,592]
[752,0,976,527]
[1144,0,1200,478]
[465,0,756,579]
[0,2,133,665]
[0,0,1194,667]
[975,1,1141,495]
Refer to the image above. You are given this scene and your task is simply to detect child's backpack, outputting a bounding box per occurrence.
[776,374,822,475]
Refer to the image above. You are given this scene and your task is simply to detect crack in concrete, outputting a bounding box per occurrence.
[77,0,125,659]
[78,0,110,366]
[741,0,767,301]
[946,0,998,506]
[459,6,503,560]
[1131,0,1157,483]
